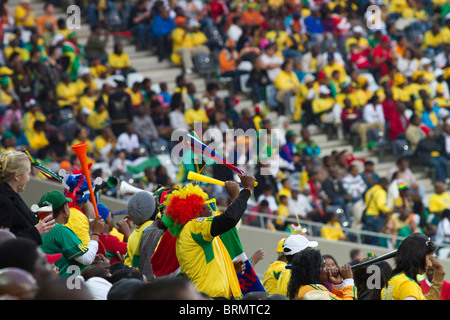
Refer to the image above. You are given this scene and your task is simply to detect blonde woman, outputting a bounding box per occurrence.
[0,150,54,244]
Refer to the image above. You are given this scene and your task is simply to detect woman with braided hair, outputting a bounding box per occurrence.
[0,150,54,244]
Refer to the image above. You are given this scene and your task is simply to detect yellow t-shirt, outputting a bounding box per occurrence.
[429,192,450,213]
[56,82,79,107]
[335,92,360,108]
[108,52,131,69]
[26,130,49,150]
[124,220,153,269]
[266,30,290,52]
[15,5,35,27]
[3,46,29,61]
[79,95,97,113]
[381,273,425,300]
[0,88,14,105]
[64,206,91,247]
[276,265,291,297]
[323,63,347,85]
[75,78,98,97]
[263,260,287,295]
[312,97,335,117]
[125,88,143,107]
[87,110,110,131]
[421,30,444,49]
[321,221,346,241]
[93,134,115,159]
[176,216,242,299]
[275,204,289,227]
[184,108,209,126]
[273,70,300,91]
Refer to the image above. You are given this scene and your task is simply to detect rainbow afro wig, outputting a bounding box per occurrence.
[162,184,209,237]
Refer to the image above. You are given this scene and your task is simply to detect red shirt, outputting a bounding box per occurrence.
[381,98,397,122]
[419,278,450,300]
[207,1,227,20]
[372,44,393,76]
[388,110,409,141]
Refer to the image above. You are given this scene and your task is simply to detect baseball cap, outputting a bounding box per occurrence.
[39,190,72,209]
[46,253,62,264]
[283,235,318,256]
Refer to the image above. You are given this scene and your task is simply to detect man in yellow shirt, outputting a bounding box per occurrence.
[93,127,116,162]
[14,0,36,30]
[56,73,79,108]
[429,181,450,215]
[421,24,444,51]
[171,16,210,74]
[263,238,287,294]
[184,98,209,127]
[362,178,393,245]
[163,174,256,299]
[108,43,132,74]
[273,59,300,116]
[276,234,319,297]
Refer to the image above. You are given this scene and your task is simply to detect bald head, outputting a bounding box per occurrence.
[0,229,15,244]
[0,267,38,300]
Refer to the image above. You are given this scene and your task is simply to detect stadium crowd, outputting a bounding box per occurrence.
[0,0,449,301]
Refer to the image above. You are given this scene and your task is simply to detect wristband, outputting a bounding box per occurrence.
[244,188,252,195]
[91,233,100,237]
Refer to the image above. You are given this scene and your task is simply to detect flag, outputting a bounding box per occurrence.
[150,230,180,277]
[125,156,161,175]
[185,133,244,175]
[23,149,63,183]
[219,227,266,295]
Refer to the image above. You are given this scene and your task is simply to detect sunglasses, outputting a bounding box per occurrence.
[204,199,217,212]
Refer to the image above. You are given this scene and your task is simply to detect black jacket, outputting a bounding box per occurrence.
[0,182,42,245]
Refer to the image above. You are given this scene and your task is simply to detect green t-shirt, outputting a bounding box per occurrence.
[40,224,89,278]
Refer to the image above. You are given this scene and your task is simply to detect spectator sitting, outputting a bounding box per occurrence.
[218,38,247,95]
[296,127,320,158]
[150,6,175,62]
[128,0,152,51]
[115,123,144,160]
[415,130,448,182]
[170,16,210,74]
[321,210,347,241]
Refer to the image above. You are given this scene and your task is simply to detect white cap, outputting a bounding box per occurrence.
[353,25,365,34]
[303,74,316,83]
[319,85,331,95]
[420,57,432,66]
[283,234,318,256]
[52,33,65,45]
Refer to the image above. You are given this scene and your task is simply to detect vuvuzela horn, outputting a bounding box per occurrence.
[187,171,226,186]
[351,250,397,269]
[187,171,258,187]
[71,142,99,217]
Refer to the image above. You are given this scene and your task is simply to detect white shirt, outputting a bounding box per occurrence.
[257,194,278,212]
[226,24,243,43]
[260,53,283,81]
[342,174,367,198]
[288,194,313,218]
[363,103,385,123]
[116,132,140,153]
[436,217,450,244]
